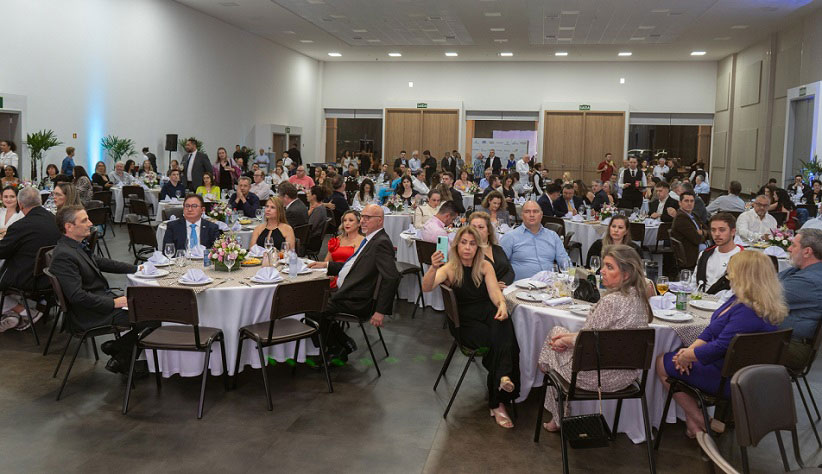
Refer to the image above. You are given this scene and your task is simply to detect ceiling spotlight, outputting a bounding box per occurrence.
[499,52,513,57]
[299,39,314,43]
[731,25,749,29]
[691,51,707,56]
[555,51,568,56]
[408,81,414,88]
[352,29,368,33]
[445,52,458,57]
[618,51,632,57]
[328,52,342,57]
[389,52,402,57]
[490,28,506,32]
[620,77,626,84]
[484,12,502,17]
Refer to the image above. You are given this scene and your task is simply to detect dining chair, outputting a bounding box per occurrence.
[0,245,55,347]
[770,211,788,228]
[128,198,153,226]
[330,275,388,377]
[785,320,822,448]
[293,224,310,257]
[669,236,691,272]
[92,190,115,236]
[305,218,330,260]
[161,207,184,221]
[86,207,112,258]
[120,185,146,220]
[397,239,434,320]
[126,222,158,264]
[233,278,333,411]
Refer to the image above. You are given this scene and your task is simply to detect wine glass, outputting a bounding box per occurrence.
[589,255,601,274]
[679,269,692,286]
[164,243,176,261]
[175,190,182,199]
[280,241,290,261]
[255,208,264,221]
[175,250,187,270]
[225,252,236,273]
[568,274,579,294]
[265,235,274,254]
[656,276,670,295]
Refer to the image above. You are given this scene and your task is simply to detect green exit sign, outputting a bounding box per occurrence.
[579,104,591,111]
[0,96,3,108]
[285,127,291,133]
[417,102,428,109]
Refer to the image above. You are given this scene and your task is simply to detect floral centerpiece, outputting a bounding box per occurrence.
[385,194,404,212]
[142,174,159,188]
[208,201,233,222]
[767,226,794,250]
[599,204,617,220]
[466,183,480,195]
[208,233,248,271]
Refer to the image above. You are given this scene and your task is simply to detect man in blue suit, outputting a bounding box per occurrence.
[537,183,562,217]
[162,194,221,252]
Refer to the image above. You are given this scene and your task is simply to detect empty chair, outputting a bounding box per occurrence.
[162,207,184,221]
[126,222,158,264]
[120,185,146,220]
[128,198,153,226]
[0,245,55,346]
[86,207,112,258]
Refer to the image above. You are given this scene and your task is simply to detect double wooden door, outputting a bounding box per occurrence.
[542,111,625,184]
[384,109,459,163]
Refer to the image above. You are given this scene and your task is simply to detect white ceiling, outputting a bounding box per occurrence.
[175,0,822,61]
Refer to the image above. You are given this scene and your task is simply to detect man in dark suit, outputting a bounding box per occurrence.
[180,138,212,192]
[0,187,61,331]
[422,150,438,185]
[309,204,400,360]
[50,205,147,374]
[537,183,562,217]
[287,143,302,166]
[393,151,409,171]
[648,181,679,223]
[554,184,584,216]
[441,152,457,176]
[485,149,502,175]
[671,191,706,269]
[358,152,371,176]
[440,172,465,214]
[589,180,610,212]
[142,147,157,172]
[162,194,221,252]
[278,181,309,227]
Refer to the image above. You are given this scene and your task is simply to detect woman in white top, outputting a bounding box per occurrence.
[0,141,18,169]
[270,165,286,186]
[352,178,377,209]
[0,186,24,237]
[414,188,442,228]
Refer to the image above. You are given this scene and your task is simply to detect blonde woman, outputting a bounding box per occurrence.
[325,209,364,289]
[468,211,515,287]
[422,226,519,429]
[53,182,83,210]
[414,189,442,228]
[539,245,652,432]
[250,196,295,251]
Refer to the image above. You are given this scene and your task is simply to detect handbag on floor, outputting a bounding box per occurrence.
[561,330,611,449]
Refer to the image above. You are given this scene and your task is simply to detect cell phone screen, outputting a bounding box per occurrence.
[436,236,449,263]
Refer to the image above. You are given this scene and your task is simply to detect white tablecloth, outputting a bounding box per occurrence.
[462,193,475,211]
[565,219,662,271]
[127,274,319,377]
[507,285,691,444]
[112,186,161,222]
[383,213,413,248]
[396,233,444,311]
[156,221,254,249]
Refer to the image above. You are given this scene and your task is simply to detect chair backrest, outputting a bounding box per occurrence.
[162,207,184,221]
[34,245,56,279]
[770,211,787,227]
[86,199,104,210]
[669,236,688,269]
[656,221,671,243]
[40,192,50,205]
[86,206,108,226]
[43,267,69,313]
[92,190,112,206]
[629,222,645,242]
[122,185,145,201]
[732,364,796,448]
[266,278,331,341]
[699,193,711,204]
[543,222,564,237]
[293,224,310,257]
[126,286,204,346]
[768,255,779,273]
[86,231,100,255]
[720,329,792,379]
[696,432,741,474]
[306,218,329,255]
[44,249,54,268]
[473,194,483,206]
[542,215,565,228]
[441,285,460,329]
[130,198,150,218]
[127,222,158,249]
[415,239,437,266]
[569,328,656,396]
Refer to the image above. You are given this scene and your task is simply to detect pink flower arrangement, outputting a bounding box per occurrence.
[767,226,794,250]
[208,233,247,267]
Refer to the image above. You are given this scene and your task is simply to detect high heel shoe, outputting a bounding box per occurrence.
[490,408,514,429]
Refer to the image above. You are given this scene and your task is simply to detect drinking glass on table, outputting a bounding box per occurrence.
[225,253,236,273]
[256,208,264,221]
[280,241,290,260]
[589,256,601,274]
[656,276,670,295]
[265,235,274,254]
[679,269,693,287]
[175,250,187,270]
[175,190,182,199]
[164,243,176,261]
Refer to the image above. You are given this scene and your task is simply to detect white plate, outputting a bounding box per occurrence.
[516,292,542,302]
[278,257,311,265]
[653,309,693,323]
[250,277,283,284]
[147,260,173,267]
[515,280,548,290]
[177,277,214,286]
[133,269,170,279]
[689,299,722,311]
[567,304,591,316]
[283,267,312,275]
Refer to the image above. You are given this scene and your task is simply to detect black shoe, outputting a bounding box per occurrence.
[101,340,118,356]
[105,357,124,374]
[343,336,358,354]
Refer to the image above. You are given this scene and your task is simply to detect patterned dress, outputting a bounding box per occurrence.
[538,287,649,417]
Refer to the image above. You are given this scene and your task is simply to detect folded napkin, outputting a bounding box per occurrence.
[669,281,692,293]
[543,296,573,306]
[288,258,306,277]
[168,214,178,221]
[650,292,675,310]
[231,220,242,232]
[498,223,512,233]
[142,261,157,275]
[162,196,179,204]
[405,224,416,234]
[248,245,266,258]
[217,221,229,231]
[629,213,638,220]
[180,268,209,283]
[531,271,553,284]
[715,289,734,305]
[188,245,206,258]
[382,206,392,215]
[148,251,170,265]
[564,212,573,218]
[570,214,584,222]
[601,217,612,226]
[644,218,660,226]
[254,266,281,282]
[763,246,787,258]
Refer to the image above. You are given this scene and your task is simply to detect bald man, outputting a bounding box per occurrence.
[500,200,569,281]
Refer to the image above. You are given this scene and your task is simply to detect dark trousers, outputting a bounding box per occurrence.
[104,310,160,362]
[620,188,643,210]
[309,300,359,352]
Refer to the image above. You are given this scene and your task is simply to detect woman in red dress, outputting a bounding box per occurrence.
[325,210,364,288]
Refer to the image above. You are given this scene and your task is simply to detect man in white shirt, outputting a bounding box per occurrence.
[801,203,822,230]
[255,148,270,171]
[706,181,746,214]
[617,156,646,209]
[409,153,421,172]
[410,170,429,195]
[690,212,743,293]
[652,158,669,180]
[250,170,272,201]
[737,194,777,241]
[516,155,531,176]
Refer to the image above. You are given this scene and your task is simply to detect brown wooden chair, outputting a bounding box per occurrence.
[330,275,388,377]
[534,328,657,473]
[0,245,55,346]
[233,278,333,410]
[120,185,146,221]
[293,224,310,257]
[122,286,229,419]
[86,207,111,258]
[126,222,158,264]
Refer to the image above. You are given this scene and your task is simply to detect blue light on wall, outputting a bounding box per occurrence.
[86,85,104,171]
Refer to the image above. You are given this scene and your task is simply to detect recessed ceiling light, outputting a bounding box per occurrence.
[352,36,362,40]
[445,52,458,57]
[352,29,368,33]
[620,77,626,84]
[490,28,506,32]
[499,52,513,57]
[328,52,342,57]
[299,39,314,43]
[651,8,669,13]
[218,2,239,7]
[306,0,325,4]
[714,36,731,41]
[690,51,707,56]
[421,28,438,32]
[638,25,654,30]
[484,12,502,17]
[731,25,749,29]
[282,30,296,35]
[366,39,381,42]
[630,37,645,41]
[389,52,402,57]
[557,38,572,41]
[432,38,446,43]
[561,10,580,14]
[494,39,508,43]
[555,51,568,56]
[329,14,346,19]
[618,51,632,56]
[558,26,575,31]
[408,81,414,88]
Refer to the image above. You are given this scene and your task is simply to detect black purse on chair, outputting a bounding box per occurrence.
[573,277,600,303]
[561,331,611,449]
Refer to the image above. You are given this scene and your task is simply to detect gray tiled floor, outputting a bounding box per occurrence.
[1,222,821,473]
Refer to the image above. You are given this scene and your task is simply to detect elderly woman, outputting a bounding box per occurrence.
[469,211,515,287]
[40,164,60,190]
[539,245,652,432]
[414,189,442,228]
[656,251,787,437]
[477,190,511,226]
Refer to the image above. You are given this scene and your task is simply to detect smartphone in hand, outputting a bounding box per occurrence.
[436,235,449,263]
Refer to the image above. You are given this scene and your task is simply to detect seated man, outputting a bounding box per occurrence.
[670,191,706,269]
[554,183,584,217]
[324,174,350,216]
[109,161,135,186]
[50,206,148,374]
[779,228,822,371]
[706,180,746,214]
[589,180,609,212]
[162,194,221,252]
[159,169,186,200]
[737,194,777,242]
[229,176,260,217]
[691,213,742,294]
[478,168,493,191]
[278,181,308,227]
[537,183,562,217]
[648,181,679,222]
[420,201,458,243]
[500,201,569,281]
[481,174,501,199]
[308,204,400,361]
[250,169,272,201]
[0,187,62,331]
[440,172,465,215]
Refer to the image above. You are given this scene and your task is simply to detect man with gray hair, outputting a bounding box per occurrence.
[0,187,62,332]
[229,175,260,216]
[779,228,822,370]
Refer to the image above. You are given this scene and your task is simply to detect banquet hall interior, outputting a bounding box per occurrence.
[3,0,822,472]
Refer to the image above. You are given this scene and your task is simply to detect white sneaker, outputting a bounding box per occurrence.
[0,314,20,333]
[15,310,42,331]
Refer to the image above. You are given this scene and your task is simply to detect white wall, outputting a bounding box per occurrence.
[0,0,320,178]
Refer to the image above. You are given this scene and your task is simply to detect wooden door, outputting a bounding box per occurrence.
[272,133,286,162]
[325,118,338,163]
[421,109,459,158]
[543,111,585,180]
[582,112,625,184]
[384,109,422,162]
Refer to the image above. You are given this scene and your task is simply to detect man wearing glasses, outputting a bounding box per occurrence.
[162,194,222,252]
[309,204,400,361]
[737,194,777,242]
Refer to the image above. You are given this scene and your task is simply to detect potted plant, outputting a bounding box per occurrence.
[101,135,136,163]
[26,129,62,181]
[178,136,204,153]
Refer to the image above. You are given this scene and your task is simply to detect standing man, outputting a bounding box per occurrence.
[516,154,531,176]
[393,151,409,171]
[142,147,157,172]
[422,150,438,186]
[441,152,456,176]
[162,194,222,252]
[358,152,371,176]
[233,145,244,161]
[618,156,646,209]
[61,147,76,178]
[180,138,212,192]
[691,213,743,294]
[255,148,270,172]
[500,201,569,281]
[671,191,706,269]
[596,153,615,183]
[485,149,502,175]
[287,141,302,166]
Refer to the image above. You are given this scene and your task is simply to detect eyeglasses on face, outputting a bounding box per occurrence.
[183,204,201,209]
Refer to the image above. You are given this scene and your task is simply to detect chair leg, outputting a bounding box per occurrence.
[376,326,389,357]
[56,333,87,401]
[790,428,806,469]
[122,345,140,414]
[410,272,424,319]
[90,336,99,361]
[256,343,273,411]
[802,375,821,421]
[443,354,474,419]
[610,398,624,441]
[218,336,229,392]
[533,381,549,442]
[100,237,112,259]
[433,341,458,391]
[43,310,62,356]
[53,333,73,378]
[654,385,675,450]
[795,379,822,446]
[640,394,657,474]
[197,346,212,419]
[358,322,381,377]
[695,394,712,439]
[740,446,750,474]
[774,431,791,472]
[152,349,162,392]
[557,387,570,474]
[232,335,245,389]
[316,332,333,394]
[21,297,40,345]
[291,339,300,376]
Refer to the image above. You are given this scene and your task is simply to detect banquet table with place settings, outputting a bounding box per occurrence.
[155,220,256,249]
[505,281,716,444]
[127,262,328,377]
[112,186,161,222]
[383,212,414,247]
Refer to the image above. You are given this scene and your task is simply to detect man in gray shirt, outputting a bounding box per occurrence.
[706,180,746,214]
[779,228,822,371]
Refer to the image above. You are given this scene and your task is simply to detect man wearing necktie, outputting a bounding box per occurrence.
[618,156,646,209]
[671,191,706,268]
[162,194,222,252]
[181,138,213,192]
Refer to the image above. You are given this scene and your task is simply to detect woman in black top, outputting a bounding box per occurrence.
[250,197,296,251]
[586,215,641,267]
[394,175,418,206]
[91,161,113,189]
[468,211,515,286]
[501,175,517,202]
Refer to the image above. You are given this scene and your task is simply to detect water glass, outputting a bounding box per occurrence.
[225,253,236,273]
[679,269,692,286]
[175,190,182,198]
[256,208,264,220]
[175,250,187,269]
[589,256,601,273]
[164,243,176,261]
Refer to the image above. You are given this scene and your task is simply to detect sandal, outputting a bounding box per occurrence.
[490,408,514,429]
[542,421,560,432]
[499,376,515,393]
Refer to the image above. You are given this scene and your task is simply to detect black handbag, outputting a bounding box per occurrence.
[561,331,611,449]
[573,277,600,303]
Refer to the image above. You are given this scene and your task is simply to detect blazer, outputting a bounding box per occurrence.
[440,157,457,176]
[485,156,502,174]
[49,235,137,332]
[671,210,705,268]
[229,192,261,217]
[537,193,559,217]
[285,198,309,228]
[648,197,680,223]
[449,188,466,214]
[162,218,222,252]
[0,207,61,290]
[554,196,584,216]
[327,228,400,317]
[393,158,409,170]
[590,189,609,212]
[181,151,212,190]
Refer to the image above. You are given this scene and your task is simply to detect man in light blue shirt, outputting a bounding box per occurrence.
[478,168,492,191]
[500,201,569,281]
[255,148,270,171]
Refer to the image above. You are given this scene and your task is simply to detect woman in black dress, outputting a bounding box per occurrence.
[468,211,515,287]
[250,196,295,251]
[422,226,520,429]
[393,175,418,206]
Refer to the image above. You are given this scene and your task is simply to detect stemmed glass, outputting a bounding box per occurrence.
[256,208,264,221]
[589,256,601,273]
[679,269,692,287]
[164,243,176,262]
[225,253,236,273]
[175,190,182,199]
[656,276,670,295]
[175,250,187,270]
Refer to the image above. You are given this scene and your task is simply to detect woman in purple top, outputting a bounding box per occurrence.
[656,250,788,437]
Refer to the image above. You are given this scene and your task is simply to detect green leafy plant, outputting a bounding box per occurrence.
[178,137,204,153]
[101,135,136,163]
[26,129,62,180]
[799,155,822,182]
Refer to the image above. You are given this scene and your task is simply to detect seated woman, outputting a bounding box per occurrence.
[469,211,515,287]
[138,159,156,181]
[774,188,800,230]
[0,166,19,188]
[0,186,23,237]
[352,178,376,209]
[602,181,617,206]
[195,171,221,201]
[586,215,641,267]
[501,175,517,203]
[422,226,519,428]
[656,250,787,437]
[91,162,113,190]
[394,175,418,206]
[250,196,295,252]
[414,189,442,228]
[53,182,83,211]
[72,166,94,206]
[40,164,60,190]
[454,170,472,192]
[573,179,592,206]
[307,185,328,244]
[539,245,652,432]
[325,210,364,289]
[166,159,180,176]
[476,190,510,227]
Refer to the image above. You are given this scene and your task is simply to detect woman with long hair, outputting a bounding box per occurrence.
[573,179,592,206]
[540,245,652,432]
[602,180,617,205]
[478,190,511,226]
[250,196,295,251]
[394,175,417,206]
[195,171,221,201]
[213,147,241,192]
[454,170,471,192]
[774,188,799,230]
[124,159,138,177]
[91,162,113,190]
[469,211,515,287]
[72,166,93,206]
[656,251,788,437]
[586,215,641,267]
[501,175,517,202]
[325,209,364,289]
[53,182,83,210]
[139,159,156,180]
[307,185,328,243]
[353,178,376,208]
[0,185,23,235]
[422,226,519,429]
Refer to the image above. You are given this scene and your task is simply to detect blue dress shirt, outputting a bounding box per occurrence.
[500,225,570,281]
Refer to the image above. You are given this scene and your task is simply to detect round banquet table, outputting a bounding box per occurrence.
[127,264,325,377]
[396,233,444,311]
[156,220,255,249]
[505,283,714,444]
[383,212,413,248]
[112,186,161,223]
